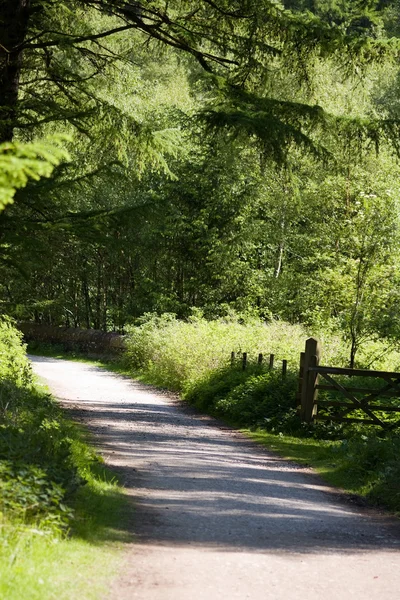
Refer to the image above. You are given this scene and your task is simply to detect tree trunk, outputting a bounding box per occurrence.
[275,214,285,278]
[82,275,93,329]
[0,0,31,142]
[275,241,284,278]
[349,335,357,369]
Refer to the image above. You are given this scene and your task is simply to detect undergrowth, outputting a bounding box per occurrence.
[123,312,400,513]
[25,312,400,515]
[0,318,129,598]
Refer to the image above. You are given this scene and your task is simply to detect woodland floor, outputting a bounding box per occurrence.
[30,355,400,600]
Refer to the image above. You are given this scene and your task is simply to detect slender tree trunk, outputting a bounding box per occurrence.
[349,334,357,369]
[0,0,31,142]
[275,213,285,278]
[102,284,108,331]
[348,254,367,368]
[94,260,102,330]
[82,275,92,329]
[177,263,184,303]
[275,241,284,278]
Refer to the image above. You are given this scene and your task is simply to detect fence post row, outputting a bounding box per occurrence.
[230,350,287,379]
[300,337,321,423]
[234,339,400,428]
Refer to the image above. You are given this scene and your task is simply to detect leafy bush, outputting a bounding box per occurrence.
[0,317,32,388]
[125,310,400,392]
[125,312,313,391]
[184,365,261,411]
[0,461,72,532]
[186,365,299,427]
[214,370,298,427]
[330,432,400,511]
[0,317,90,533]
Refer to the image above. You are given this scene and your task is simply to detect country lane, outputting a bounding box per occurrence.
[30,355,400,600]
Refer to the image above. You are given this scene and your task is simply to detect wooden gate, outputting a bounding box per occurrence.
[298,338,400,428]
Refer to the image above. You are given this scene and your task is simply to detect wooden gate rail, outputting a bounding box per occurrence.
[298,338,400,428]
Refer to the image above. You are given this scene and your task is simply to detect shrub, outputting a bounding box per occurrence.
[0,461,72,532]
[0,317,32,389]
[330,432,400,511]
[214,370,298,428]
[124,312,311,392]
[0,317,89,533]
[185,365,260,411]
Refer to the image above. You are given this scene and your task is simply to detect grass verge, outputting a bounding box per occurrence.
[242,428,400,513]
[0,469,129,600]
[242,430,362,492]
[1,323,132,599]
[0,439,131,600]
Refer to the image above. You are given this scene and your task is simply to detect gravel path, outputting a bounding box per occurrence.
[30,356,400,600]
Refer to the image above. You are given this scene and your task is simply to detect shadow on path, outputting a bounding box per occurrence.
[62,398,400,556]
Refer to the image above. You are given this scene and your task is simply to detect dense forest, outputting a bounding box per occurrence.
[5,4,400,594]
[2,0,400,366]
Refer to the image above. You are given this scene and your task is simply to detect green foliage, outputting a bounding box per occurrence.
[361,435,400,509]
[0,461,72,532]
[124,312,310,392]
[339,431,400,478]
[0,462,127,600]
[214,370,297,427]
[0,139,69,211]
[0,322,71,531]
[0,317,32,389]
[185,365,261,412]
[2,0,400,346]
[124,310,400,389]
[188,367,299,430]
[123,311,400,510]
[322,430,400,510]
[0,319,130,596]
[0,319,98,532]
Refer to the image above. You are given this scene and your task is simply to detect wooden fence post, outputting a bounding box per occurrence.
[231,351,236,367]
[300,337,321,423]
[282,359,287,379]
[258,353,263,366]
[297,351,305,409]
[269,353,275,370]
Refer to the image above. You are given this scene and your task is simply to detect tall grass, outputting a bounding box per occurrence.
[124,312,351,392]
[125,312,400,394]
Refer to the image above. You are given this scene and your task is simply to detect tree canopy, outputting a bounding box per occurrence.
[2,0,400,365]
[2,0,398,146]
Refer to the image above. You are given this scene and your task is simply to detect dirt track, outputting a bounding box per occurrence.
[30,356,400,600]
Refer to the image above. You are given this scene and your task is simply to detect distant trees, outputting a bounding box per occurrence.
[2,1,400,366]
